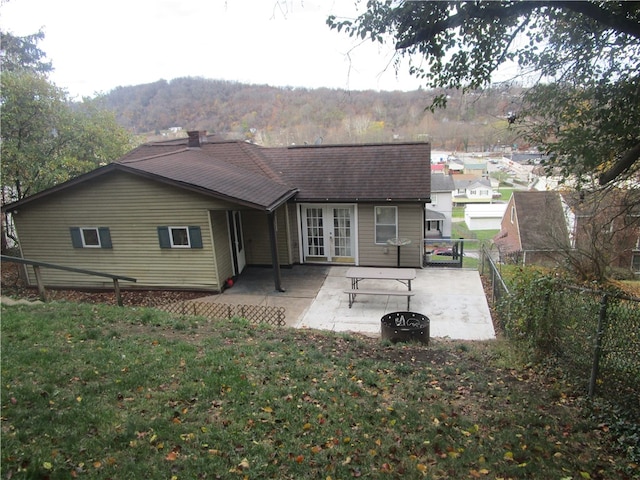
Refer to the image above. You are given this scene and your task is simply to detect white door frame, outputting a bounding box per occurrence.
[228,210,246,275]
[299,204,357,264]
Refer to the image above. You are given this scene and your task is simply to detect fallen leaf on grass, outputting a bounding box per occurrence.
[469,468,490,477]
[165,451,178,461]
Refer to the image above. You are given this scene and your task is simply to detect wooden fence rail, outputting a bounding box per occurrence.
[1,255,137,306]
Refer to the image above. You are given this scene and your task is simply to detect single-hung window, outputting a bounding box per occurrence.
[375,206,397,244]
[70,227,112,249]
[157,226,203,249]
[170,227,190,247]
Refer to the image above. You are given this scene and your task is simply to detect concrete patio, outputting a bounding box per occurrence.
[206,265,495,341]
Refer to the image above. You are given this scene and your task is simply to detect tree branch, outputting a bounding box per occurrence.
[395,1,640,51]
[599,142,640,185]
[395,1,542,50]
[557,1,640,39]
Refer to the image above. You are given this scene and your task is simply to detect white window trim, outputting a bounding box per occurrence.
[81,227,101,248]
[169,226,191,248]
[374,205,398,245]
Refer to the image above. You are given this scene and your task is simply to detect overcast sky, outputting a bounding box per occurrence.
[1,0,428,98]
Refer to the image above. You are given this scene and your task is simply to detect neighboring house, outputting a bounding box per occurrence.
[494,189,640,276]
[493,191,570,266]
[446,161,465,175]
[452,175,495,205]
[426,174,455,238]
[463,162,487,177]
[464,203,507,231]
[2,132,431,291]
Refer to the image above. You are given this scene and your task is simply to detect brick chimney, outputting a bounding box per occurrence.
[187,130,208,148]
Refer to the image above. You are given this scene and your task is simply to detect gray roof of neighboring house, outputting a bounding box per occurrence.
[425,208,446,220]
[431,174,455,192]
[3,138,431,212]
[453,176,491,189]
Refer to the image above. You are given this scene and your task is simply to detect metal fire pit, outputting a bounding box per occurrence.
[381,311,430,345]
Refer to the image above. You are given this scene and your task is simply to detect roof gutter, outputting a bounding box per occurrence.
[265,189,299,213]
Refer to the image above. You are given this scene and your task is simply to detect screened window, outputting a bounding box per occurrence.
[375,206,397,244]
[82,228,100,247]
[70,227,112,249]
[157,226,203,249]
[170,227,190,247]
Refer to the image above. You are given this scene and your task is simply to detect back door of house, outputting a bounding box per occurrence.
[301,205,355,264]
[228,210,246,274]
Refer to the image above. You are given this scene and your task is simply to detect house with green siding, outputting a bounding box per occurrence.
[3,132,431,292]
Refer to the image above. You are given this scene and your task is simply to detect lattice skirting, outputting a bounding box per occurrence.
[157,301,286,327]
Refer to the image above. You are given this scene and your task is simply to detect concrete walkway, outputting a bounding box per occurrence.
[209,265,495,340]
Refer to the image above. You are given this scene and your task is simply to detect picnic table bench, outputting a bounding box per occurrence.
[344,267,417,310]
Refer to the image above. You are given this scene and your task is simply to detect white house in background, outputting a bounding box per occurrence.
[452,175,495,205]
[464,203,508,231]
[426,174,455,238]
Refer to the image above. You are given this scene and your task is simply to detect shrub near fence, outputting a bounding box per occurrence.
[480,246,640,414]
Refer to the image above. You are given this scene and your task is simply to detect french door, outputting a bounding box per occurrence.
[302,205,355,263]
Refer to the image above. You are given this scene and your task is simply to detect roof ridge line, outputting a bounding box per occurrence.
[238,142,288,185]
[118,147,190,164]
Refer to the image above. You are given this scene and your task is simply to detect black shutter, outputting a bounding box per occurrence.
[189,226,203,248]
[98,227,112,249]
[157,227,171,248]
[70,227,83,248]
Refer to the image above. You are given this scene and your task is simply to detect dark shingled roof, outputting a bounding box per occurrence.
[262,142,431,202]
[3,138,431,212]
[118,141,295,211]
[513,191,569,250]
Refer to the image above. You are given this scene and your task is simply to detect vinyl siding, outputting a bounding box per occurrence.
[285,204,300,264]
[242,205,292,266]
[14,171,237,289]
[356,203,424,267]
[210,210,233,284]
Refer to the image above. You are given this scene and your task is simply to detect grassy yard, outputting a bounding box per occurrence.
[2,302,637,479]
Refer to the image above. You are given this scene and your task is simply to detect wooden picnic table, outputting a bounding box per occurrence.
[344,267,417,309]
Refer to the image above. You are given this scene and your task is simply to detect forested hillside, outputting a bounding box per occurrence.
[97,76,524,150]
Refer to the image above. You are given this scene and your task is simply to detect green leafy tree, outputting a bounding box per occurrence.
[1,30,134,249]
[328,1,640,185]
[0,30,52,74]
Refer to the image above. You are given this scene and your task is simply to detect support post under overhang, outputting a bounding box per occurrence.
[267,211,285,292]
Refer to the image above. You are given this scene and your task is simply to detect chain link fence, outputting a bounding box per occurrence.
[480,246,640,417]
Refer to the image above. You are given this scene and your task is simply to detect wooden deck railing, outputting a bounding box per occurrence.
[1,255,137,306]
